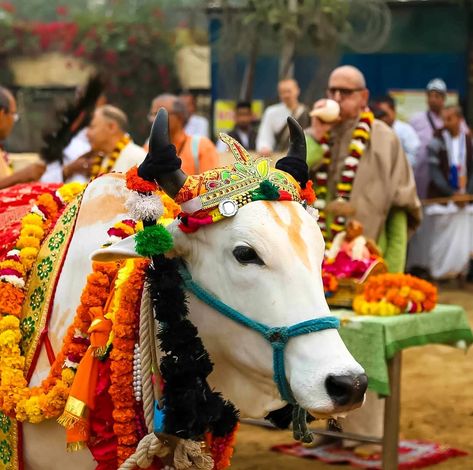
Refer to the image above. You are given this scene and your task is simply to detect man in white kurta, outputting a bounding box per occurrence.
[86,105,146,175]
[41,106,145,182]
[256,78,310,154]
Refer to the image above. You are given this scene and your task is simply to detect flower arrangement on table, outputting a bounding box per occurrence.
[321,220,387,306]
[353,273,438,316]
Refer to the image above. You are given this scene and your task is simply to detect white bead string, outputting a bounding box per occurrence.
[133,343,143,402]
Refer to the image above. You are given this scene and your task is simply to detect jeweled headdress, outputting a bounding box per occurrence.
[134,108,315,232]
[173,133,313,232]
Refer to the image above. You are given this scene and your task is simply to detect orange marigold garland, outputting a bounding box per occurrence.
[108,258,149,464]
[353,273,438,316]
[205,424,239,470]
[126,166,158,193]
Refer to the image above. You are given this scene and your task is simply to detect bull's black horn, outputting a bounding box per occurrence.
[137,107,187,198]
[275,117,309,187]
[286,116,307,161]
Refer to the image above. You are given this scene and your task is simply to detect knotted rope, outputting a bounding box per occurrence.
[139,286,157,432]
[119,433,170,469]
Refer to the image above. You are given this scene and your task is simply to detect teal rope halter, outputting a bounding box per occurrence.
[178,264,340,406]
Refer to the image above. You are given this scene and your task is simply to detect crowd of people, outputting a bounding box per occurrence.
[0,65,472,281]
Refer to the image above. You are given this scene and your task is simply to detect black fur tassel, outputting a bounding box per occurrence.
[147,255,239,440]
[40,74,105,164]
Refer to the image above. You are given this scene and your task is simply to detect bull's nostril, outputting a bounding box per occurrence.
[325,373,368,407]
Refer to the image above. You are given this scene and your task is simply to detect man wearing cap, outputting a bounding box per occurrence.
[409,78,448,199]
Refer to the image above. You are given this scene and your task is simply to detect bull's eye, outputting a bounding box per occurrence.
[233,245,264,265]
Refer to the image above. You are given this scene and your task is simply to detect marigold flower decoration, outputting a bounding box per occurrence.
[0,182,87,423]
[353,273,438,316]
[314,110,374,247]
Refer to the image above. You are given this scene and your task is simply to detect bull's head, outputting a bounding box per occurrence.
[101,109,367,419]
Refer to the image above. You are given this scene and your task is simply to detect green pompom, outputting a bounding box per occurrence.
[134,224,174,257]
[251,180,280,201]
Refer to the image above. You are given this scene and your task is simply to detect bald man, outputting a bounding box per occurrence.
[85,105,146,176]
[147,94,219,174]
[310,65,421,449]
[0,86,45,188]
[310,65,421,243]
[256,78,310,154]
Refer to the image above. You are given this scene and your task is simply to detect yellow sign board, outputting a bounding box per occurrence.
[214,100,263,136]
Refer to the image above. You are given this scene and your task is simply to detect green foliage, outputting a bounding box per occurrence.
[239,0,351,45]
[135,224,174,257]
[0,1,178,143]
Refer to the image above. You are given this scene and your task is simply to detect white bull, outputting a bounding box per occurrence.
[22,114,367,469]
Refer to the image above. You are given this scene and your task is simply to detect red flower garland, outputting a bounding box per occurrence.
[126,166,158,193]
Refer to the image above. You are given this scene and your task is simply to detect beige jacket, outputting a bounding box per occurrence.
[325,118,421,240]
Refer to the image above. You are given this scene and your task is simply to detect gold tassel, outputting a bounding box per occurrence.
[93,345,109,358]
[57,396,87,429]
[66,441,87,452]
[57,411,80,429]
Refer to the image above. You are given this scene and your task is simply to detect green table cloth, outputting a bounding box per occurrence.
[333,304,473,396]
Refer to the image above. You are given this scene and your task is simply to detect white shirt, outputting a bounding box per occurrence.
[109,141,147,173]
[41,128,90,183]
[392,119,420,168]
[442,130,467,181]
[185,114,209,138]
[256,102,303,152]
[40,137,146,183]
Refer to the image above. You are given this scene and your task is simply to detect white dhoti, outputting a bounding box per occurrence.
[407,203,473,279]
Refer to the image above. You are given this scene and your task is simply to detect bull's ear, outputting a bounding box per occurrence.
[90,235,142,262]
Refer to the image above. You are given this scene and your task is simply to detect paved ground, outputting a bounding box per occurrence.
[231,285,473,469]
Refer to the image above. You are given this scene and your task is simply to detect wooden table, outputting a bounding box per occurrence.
[312,305,473,470]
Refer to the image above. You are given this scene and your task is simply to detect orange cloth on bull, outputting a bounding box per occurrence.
[58,306,112,450]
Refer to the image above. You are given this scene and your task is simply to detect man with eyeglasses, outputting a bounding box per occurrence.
[309,66,421,449]
[0,86,45,188]
[310,65,421,243]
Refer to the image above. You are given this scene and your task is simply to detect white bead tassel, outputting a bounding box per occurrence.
[133,343,143,402]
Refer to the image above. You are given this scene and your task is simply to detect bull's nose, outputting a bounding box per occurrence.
[325,373,368,407]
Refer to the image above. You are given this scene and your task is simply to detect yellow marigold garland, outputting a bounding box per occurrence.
[353,273,438,316]
[90,134,131,178]
[0,183,86,423]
